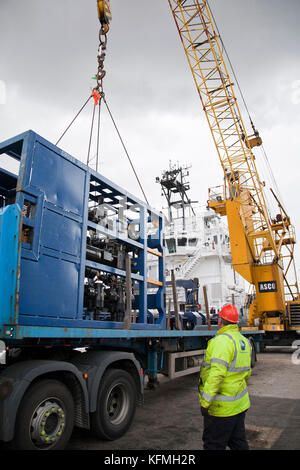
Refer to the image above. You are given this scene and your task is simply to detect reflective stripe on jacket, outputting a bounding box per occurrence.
[198,324,252,417]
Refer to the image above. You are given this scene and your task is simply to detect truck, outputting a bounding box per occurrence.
[0,130,262,450]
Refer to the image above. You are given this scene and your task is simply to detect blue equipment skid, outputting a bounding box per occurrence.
[0,133,263,451]
[0,131,166,340]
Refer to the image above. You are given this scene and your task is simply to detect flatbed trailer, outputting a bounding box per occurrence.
[0,131,263,450]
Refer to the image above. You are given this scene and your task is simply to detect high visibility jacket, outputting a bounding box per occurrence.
[199,324,252,417]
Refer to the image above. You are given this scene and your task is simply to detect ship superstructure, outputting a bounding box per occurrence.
[150,163,247,322]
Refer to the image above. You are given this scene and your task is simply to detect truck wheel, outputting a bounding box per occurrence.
[91,368,137,440]
[259,341,267,353]
[250,339,257,368]
[12,379,74,450]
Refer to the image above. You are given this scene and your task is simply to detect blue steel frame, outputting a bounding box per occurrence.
[0,130,166,338]
[0,204,21,329]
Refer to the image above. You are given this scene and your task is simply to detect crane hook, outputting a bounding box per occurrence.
[97,0,112,32]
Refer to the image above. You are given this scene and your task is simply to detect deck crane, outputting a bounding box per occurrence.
[167,0,300,341]
[97,0,299,341]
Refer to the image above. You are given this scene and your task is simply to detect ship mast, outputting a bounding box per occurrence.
[156,163,196,231]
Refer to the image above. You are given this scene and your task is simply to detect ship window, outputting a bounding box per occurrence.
[213,235,218,245]
[166,238,176,253]
[178,237,187,247]
[189,238,198,247]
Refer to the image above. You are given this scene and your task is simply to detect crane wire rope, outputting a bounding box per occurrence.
[206,0,285,212]
[205,0,253,124]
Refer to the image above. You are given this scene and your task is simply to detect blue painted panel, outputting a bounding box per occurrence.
[0,204,21,327]
[14,135,86,321]
[41,209,82,258]
[30,142,85,215]
[19,255,79,318]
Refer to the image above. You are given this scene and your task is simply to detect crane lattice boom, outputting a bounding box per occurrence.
[168,0,299,322]
[168,0,277,262]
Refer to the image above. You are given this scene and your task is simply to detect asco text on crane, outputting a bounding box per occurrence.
[103,453,197,467]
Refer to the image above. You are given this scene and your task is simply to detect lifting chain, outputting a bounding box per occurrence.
[94,27,109,99]
[94,0,112,100]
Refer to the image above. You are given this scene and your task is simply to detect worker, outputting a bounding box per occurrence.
[198,304,252,450]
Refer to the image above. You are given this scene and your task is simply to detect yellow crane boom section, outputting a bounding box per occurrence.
[95,0,299,327]
[168,0,300,321]
[168,0,277,264]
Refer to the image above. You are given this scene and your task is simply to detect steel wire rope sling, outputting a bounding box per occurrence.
[55,0,149,204]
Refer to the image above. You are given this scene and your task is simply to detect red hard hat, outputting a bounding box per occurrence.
[218,304,239,323]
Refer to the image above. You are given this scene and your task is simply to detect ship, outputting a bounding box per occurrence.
[148,162,248,329]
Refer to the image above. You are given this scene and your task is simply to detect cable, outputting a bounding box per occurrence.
[53,92,149,206]
[261,144,284,206]
[103,97,150,205]
[206,0,285,213]
[55,95,92,146]
[96,98,102,172]
[206,0,253,124]
[87,102,97,166]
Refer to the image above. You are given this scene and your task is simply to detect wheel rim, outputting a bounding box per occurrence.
[106,382,130,426]
[29,398,66,449]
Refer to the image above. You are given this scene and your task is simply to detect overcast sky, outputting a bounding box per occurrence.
[1,0,300,274]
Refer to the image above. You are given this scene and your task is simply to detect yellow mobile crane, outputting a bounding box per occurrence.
[97,1,300,344]
[168,0,300,343]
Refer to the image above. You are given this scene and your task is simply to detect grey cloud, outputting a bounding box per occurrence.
[1,0,300,268]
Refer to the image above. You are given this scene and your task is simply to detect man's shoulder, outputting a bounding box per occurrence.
[210,331,235,348]
[221,330,251,352]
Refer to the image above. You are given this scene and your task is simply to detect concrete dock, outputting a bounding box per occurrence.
[67,349,300,451]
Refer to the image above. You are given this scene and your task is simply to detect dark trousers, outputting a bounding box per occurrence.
[202,411,249,450]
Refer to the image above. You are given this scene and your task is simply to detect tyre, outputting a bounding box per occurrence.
[91,368,137,440]
[250,339,257,368]
[259,341,267,353]
[12,379,74,450]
